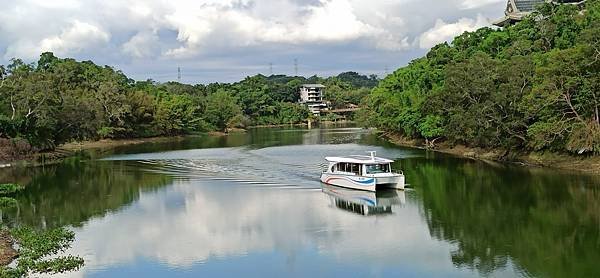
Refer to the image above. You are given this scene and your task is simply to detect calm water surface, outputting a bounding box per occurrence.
[1,126,599,277]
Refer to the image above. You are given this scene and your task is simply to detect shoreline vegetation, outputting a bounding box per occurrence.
[0,120,354,168]
[382,132,600,175]
[359,1,600,165]
[3,126,598,175]
[1,2,599,174]
[0,49,374,166]
[0,184,84,276]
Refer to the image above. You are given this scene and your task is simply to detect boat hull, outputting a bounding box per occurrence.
[320,173,405,192]
[375,175,405,190]
[320,173,376,191]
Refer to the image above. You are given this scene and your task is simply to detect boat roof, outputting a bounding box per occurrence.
[325,155,394,164]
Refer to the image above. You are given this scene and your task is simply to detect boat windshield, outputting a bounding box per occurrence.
[365,164,391,174]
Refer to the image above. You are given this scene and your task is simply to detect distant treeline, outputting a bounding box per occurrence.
[0,53,376,153]
[360,0,600,155]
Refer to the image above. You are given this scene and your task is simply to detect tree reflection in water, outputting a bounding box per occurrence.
[403,156,600,278]
[0,158,172,229]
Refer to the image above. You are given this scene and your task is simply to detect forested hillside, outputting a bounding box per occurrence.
[361,0,600,155]
[0,53,374,157]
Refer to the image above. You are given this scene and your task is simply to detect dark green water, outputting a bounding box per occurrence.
[0,126,599,278]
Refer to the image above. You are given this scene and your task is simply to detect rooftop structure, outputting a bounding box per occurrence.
[493,0,586,27]
[325,155,395,164]
[299,84,327,116]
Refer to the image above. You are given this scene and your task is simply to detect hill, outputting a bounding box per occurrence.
[360,0,600,157]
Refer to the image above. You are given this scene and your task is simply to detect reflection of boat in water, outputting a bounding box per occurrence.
[322,184,405,216]
[320,151,405,192]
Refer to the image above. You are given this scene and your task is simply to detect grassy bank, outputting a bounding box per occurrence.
[383,132,600,175]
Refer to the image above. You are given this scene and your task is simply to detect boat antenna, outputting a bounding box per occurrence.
[367,151,376,161]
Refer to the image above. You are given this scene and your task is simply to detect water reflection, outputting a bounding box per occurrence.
[322,184,405,216]
[56,179,472,278]
[0,159,171,229]
[0,126,598,277]
[403,157,600,278]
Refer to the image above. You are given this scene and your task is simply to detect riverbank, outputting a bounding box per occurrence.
[0,136,191,168]
[383,132,600,175]
[0,129,264,168]
[60,136,189,151]
[247,120,356,129]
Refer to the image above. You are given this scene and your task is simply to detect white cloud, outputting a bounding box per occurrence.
[418,15,489,49]
[0,0,506,82]
[162,0,390,58]
[122,30,160,59]
[39,20,110,55]
[460,0,505,9]
[299,0,373,41]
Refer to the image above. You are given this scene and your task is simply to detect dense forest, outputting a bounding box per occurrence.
[3,0,599,161]
[0,53,374,157]
[360,0,600,155]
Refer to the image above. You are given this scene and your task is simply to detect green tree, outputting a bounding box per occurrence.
[204,90,242,132]
[153,94,203,135]
[527,47,600,153]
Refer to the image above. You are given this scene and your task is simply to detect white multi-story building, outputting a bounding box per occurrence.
[299,84,327,116]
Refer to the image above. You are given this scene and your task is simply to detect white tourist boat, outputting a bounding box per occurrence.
[320,151,405,192]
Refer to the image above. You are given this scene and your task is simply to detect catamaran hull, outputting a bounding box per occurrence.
[320,173,405,192]
[375,175,405,190]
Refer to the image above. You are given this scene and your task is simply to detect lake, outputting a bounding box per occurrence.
[1,126,599,277]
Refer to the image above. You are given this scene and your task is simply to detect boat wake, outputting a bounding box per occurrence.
[103,144,415,191]
[129,148,325,190]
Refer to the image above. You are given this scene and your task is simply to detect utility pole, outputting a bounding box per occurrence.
[294,58,298,76]
[177,67,181,83]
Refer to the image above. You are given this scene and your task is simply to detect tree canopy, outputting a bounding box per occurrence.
[360,0,600,155]
[0,54,377,151]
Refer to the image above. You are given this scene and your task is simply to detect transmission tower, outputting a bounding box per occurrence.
[177,67,181,83]
[269,62,273,75]
[294,58,298,76]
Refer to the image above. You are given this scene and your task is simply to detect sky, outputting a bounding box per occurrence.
[0,0,507,83]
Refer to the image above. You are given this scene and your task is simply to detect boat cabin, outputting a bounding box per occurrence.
[326,155,395,177]
[331,162,392,176]
[320,151,405,191]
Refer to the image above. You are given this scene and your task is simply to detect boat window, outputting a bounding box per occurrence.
[336,163,345,172]
[335,162,362,175]
[340,163,347,172]
[351,163,360,175]
[366,164,391,174]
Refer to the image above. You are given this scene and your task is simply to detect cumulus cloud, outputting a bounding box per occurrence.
[40,20,110,56]
[122,30,160,59]
[0,0,507,82]
[418,15,489,49]
[162,0,393,58]
[460,0,505,9]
